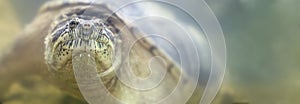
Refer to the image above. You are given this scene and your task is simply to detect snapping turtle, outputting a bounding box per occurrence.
[0,0,205,104]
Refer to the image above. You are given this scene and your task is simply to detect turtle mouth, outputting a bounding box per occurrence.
[54,38,103,54]
[49,36,114,71]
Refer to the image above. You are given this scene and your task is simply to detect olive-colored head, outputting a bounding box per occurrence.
[45,16,116,76]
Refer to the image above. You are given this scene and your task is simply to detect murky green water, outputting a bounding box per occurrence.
[207,0,300,103]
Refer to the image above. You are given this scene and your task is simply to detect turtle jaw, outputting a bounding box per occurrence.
[45,36,114,74]
[45,26,116,77]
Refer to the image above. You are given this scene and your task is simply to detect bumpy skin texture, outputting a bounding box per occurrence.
[0,1,201,104]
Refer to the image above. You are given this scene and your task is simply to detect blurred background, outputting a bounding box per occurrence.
[206,0,300,104]
[0,0,299,104]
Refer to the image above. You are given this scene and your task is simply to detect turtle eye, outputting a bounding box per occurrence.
[69,20,78,29]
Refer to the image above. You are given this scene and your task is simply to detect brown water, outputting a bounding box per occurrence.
[0,1,84,104]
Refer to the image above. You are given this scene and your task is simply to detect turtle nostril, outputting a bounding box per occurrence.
[83,23,91,28]
[81,24,94,38]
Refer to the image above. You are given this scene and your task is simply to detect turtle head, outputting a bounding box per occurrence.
[45,16,117,76]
